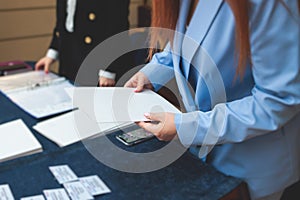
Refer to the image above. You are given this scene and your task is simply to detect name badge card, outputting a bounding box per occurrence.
[49,165,78,184]
[21,195,45,200]
[79,175,111,196]
[63,182,94,200]
[43,189,70,200]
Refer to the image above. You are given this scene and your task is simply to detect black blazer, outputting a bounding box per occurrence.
[49,0,131,82]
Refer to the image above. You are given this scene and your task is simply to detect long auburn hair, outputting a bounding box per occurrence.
[149,0,300,78]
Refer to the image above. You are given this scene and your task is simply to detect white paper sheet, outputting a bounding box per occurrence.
[0,119,42,163]
[63,182,94,200]
[33,110,133,147]
[66,87,181,122]
[0,184,15,200]
[43,189,70,200]
[79,175,111,196]
[49,165,78,184]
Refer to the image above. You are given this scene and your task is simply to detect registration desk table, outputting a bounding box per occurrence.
[0,91,250,200]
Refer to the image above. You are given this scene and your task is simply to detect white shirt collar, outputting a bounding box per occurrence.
[65,0,77,32]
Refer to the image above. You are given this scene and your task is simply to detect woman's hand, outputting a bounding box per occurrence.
[124,72,153,92]
[137,112,177,141]
[126,72,177,141]
[99,76,116,87]
[35,57,55,73]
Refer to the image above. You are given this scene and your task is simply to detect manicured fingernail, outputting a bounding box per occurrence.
[144,113,150,118]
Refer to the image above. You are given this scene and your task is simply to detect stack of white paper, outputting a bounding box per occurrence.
[33,110,133,147]
[67,87,181,122]
[0,119,42,163]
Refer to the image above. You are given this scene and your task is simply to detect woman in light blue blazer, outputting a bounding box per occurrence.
[125,0,300,199]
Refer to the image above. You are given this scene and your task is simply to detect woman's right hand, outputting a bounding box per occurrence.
[35,57,55,73]
[124,72,153,92]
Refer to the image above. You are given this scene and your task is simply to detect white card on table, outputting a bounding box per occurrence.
[43,189,70,200]
[20,195,45,200]
[63,181,94,200]
[79,175,111,196]
[0,184,14,200]
[49,165,78,184]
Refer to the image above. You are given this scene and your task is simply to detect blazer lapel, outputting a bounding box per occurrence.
[172,0,198,112]
[172,0,191,59]
[185,0,223,65]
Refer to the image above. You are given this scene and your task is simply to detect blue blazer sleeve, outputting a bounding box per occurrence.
[140,43,175,91]
[175,0,300,146]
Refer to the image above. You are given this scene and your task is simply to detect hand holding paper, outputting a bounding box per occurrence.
[66,87,181,123]
[137,112,177,141]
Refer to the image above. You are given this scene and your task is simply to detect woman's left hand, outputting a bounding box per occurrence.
[137,112,177,141]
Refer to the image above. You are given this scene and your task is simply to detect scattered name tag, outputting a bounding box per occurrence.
[0,184,15,200]
[79,175,111,196]
[43,189,70,200]
[63,182,94,200]
[49,165,78,184]
[20,195,45,200]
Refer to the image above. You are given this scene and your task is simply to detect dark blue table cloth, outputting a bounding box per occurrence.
[0,87,244,200]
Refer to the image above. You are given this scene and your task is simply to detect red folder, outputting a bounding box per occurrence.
[0,60,32,76]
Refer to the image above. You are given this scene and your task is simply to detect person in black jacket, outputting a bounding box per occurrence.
[35,0,131,86]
